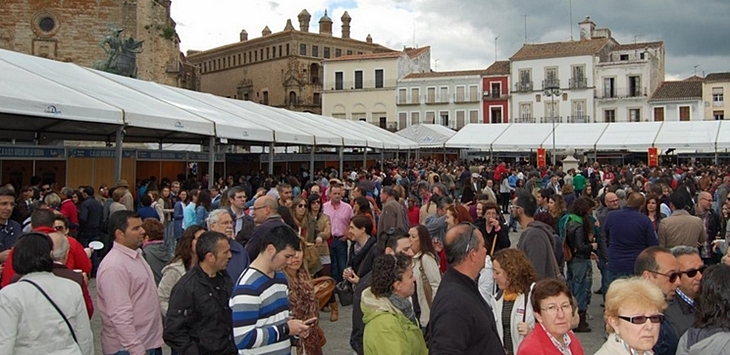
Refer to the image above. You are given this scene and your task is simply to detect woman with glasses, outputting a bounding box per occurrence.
[290,196,322,276]
[516,279,585,355]
[676,264,730,355]
[594,277,666,355]
[487,249,537,355]
[362,253,427,355]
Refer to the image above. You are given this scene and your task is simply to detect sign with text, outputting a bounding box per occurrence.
[69,149,134,159]
[648,147,659,167]
[0,146,65,159]
[536,148,546,168]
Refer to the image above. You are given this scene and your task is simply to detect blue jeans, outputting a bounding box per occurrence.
[111,348,162,355]
[606,269,634,288]
[567,258,592,311]
[330,237,348,283]
[597,258,609,300]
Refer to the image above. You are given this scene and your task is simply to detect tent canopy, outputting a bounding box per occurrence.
[594,122,663,151]
[445,124,510,149]
[652,121,720,151]
[396,124,456,148]
[543,123,609,150]
[491,124,554,151]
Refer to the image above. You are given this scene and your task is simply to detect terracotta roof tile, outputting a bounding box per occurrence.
[649,81,702,101]
[705,72,730,82]
[404,69,487,79]
[483,61,510,76]
[510,38,611,61]
[615,41,663,51]
[405,46,430,58]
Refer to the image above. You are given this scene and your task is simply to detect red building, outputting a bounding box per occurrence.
[482,61,510,123]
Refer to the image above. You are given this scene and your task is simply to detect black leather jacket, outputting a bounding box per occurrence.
[566,219,594,260]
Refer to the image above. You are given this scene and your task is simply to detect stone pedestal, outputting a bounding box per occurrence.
[562,148,579,172]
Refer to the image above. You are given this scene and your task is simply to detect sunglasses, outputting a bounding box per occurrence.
[297,204,306,208]
[648,270,681,283]
[618,314,665,325]
[681,265,706,278]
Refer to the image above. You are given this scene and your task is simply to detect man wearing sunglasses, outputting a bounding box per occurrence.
[635,246,681,355]
[665,246,704,340]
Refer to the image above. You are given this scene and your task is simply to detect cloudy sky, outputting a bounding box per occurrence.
[172,0,729,80]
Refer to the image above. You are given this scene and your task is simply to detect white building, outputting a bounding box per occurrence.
[322,47,430,130]
[395,70,485,130]
[649,78,704,121]
[509,16,664,124]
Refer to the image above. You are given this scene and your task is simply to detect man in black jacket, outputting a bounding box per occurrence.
[79,186,103,247]
[164,231,237,355]
[428,223,505,355]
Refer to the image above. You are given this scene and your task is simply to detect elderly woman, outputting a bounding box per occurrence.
[594,277,667,355]
[676,264,730,354]
[141,218,171,286]
[516,279,585,355]
[284,249,325,355]
[474,202,511,255]
[361,253,427,355]
[0,232,94,355]
[488,249,537,355]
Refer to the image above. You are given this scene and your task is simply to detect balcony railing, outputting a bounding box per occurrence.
[514,81,533,93]
[596,87,647,99]
[542,79,561,91]
[539,116,563,123]
[483,92,509,101]
[569,78,588,89]
[396,96,420,105]
[565,115,591,123]
[513,116,536,123]
[283,98,321,107]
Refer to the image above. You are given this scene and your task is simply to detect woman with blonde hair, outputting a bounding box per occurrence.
[594,277,667,355]
[488,248,537,354]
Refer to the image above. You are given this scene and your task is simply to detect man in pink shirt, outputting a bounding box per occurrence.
[97,210,164,355]
[322,183,353,285]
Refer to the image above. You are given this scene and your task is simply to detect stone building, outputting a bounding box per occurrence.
[0,0,190,88]
[186,9,394,114]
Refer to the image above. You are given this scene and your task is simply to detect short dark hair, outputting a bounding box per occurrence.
[0,187,14,198]
[381,186,395,198]
[635,246,671,275]
[531,279,575,315]
[140,194,153,207]
[54,214,70,229]
[259,224,301,254]
[227,186,245,200]
[371,253,412,298]
[669,189,692,211]
[12,232,54,274]
[30,208,56,229]
[82,186,94,197]
[436,195,453,210]
[195,231,228,261]
[693,264,730,329]
[108,210,141,237]
[539,189,555,200]
[514,192,538,217]
[351,215,373,236]
[378,227,409,254]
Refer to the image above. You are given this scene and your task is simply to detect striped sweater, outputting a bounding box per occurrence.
[230,267,291,355]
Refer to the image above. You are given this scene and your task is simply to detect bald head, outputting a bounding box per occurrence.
[698,191,713,212]
[444,223,485,279]
[604,192,620,210]
[252,195,278,224]
[49,231,69,263]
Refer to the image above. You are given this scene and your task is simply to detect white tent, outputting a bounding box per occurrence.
[350,121,419,149]
[716,121,730,150]
[595,122,663,151]
[297,112,372,148]
[396,124,456,148]
[491,123,554,151]
[543,123,609,150]
[652,121,720,152]
[445,123,510,149]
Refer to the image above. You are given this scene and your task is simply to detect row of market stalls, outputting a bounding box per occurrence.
[443,121,728,152]
[0,48,418,186]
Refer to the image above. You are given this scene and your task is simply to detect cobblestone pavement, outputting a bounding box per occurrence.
[89,230,609,355]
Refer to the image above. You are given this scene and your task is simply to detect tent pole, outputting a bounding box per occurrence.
[407,149,411,163]
[310,145,315,179]
[715,142,719,165]
[208,137,215,189]
[338,146,344,179]
[363,149,368,170]
[114,126,124,183]
[268,142,274,175]
[381,150,385,167]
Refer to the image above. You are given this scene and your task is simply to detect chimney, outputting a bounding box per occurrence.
[284,19,295,31]
[298,9,311,32]
[319,10,333,36]
[366,34,372,44]
[262,26,271,36]
[341,11,351,39]
[239,29,248,41]
[578,16,596,40]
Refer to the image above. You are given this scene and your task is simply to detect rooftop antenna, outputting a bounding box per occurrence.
[569,0,574,40]
[412,21,416,48]
[495,35,500,62]
[694,65,700,76]
[524,15,528,44]
[434,59,439,71]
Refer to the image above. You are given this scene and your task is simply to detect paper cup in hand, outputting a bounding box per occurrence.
[88,241,104,250]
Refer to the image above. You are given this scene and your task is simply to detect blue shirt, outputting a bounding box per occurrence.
[137,206,159,221]
[182,202,196,229]
[603,207,658,274]
[226,239,250,285]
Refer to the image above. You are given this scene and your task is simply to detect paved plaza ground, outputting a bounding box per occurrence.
[89,229,609,355]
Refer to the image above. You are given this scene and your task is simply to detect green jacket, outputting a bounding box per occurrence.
[361,287,428,355]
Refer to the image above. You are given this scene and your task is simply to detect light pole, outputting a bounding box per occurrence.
[543,79,561,166]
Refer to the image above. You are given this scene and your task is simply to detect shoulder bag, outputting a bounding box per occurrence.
[417,254,435,308]
[21,279,78,344]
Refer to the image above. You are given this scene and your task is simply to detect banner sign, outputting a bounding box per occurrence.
[0,146,65,158]
[648,147,659,167]
[536,148,546,168]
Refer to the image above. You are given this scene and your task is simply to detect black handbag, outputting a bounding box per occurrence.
[335,280,354,306]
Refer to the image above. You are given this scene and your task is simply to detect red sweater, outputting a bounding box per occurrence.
[517,323,585,355]
[59,199,79,231]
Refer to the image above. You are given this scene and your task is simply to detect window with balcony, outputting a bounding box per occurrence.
[440,111,449,127]
[427,87,436,103]
[469,85,478,101]
[628,76,642,97]
[312,45,319,57]
[375,69,384,88]
[335,72,343,90]
[545,67,558,88]
[570,100,588,123]
[544,101,559,123]
[398,88,407,104]
[571,65,587,89]
[491,82,501,98]
[519,103,532,122]
[456,86,465,102]
[439,87,449,103]
[410,88,419,104]
[426,111,435,124]
[456,111,466,129]
[629,108,641,122]
[603,78,615,98]
[517,69,532,92]
[354,70,363,89]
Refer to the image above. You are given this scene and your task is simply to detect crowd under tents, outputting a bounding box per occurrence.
[0,48,418,184]
[445,121,730,157]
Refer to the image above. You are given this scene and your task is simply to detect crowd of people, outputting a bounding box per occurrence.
[0,158,729,355]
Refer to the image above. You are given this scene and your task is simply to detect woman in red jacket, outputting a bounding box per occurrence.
[517,279,585,355]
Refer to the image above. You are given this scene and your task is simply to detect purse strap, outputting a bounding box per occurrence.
[416,255,434,307]
[20,279,78,344]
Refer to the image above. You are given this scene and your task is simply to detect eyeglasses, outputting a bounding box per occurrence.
[460,222,477,254]
[42,187,51,192]
[681,265,706,278]
[311,200,321,205]
[618,314,665,325]
[648,270,681,283]
[541,303,572,316]
[297,204,306,208]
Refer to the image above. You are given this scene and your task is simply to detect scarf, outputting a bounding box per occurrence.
[388,293,418,325]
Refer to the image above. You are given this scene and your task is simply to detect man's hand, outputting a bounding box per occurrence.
[287,318,311,336]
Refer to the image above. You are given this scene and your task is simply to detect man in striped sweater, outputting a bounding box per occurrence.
[230,224,312,354]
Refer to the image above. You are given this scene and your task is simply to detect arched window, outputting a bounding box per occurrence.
[289,91,297,105]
